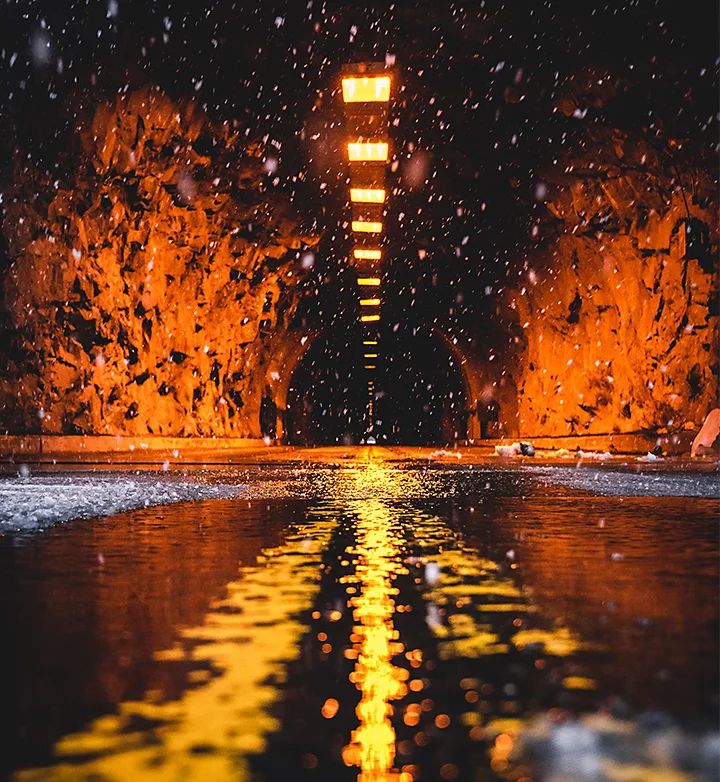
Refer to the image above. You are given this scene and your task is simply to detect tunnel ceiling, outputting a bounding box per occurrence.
[0,1,717,441]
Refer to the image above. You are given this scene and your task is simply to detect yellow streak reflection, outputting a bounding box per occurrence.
[341,486,411,782]
[17,515,337,782]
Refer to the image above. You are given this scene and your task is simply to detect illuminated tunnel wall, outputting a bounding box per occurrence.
[0,58,716,445]
[0,87,318,438]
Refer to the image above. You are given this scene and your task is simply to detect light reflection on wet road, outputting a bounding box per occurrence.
[1,457,718,781]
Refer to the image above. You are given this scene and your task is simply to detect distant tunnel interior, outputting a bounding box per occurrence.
[286,325,467,446]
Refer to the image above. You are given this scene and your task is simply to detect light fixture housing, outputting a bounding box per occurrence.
[354,249,382,260]
[352,221,383,233]
[342,75,391,103]
[348,142,389,162]
[351,188,386,203]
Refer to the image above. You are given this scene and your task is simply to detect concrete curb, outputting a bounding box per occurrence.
[0,435,269,462]
[0,431,698,463]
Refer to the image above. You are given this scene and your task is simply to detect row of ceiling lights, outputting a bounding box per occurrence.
[341,68,392,431]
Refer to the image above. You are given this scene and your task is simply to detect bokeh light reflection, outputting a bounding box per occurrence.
[341,465,412,781]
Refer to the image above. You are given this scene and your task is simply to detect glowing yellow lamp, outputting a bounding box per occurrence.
[365,365,376,370]
[363,340,378,345]
[354,249,382,260]
[351,188,386,203]
[360,298,381,306]
[342,76,390,103]
[357,278,381,286]
[364,353,378,359]
[348,143,388,162]
[361,314,380,322]
[352,221,383,233]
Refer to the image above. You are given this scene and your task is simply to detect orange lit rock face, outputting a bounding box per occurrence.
[1,87,316,436]
[510,127,718,437]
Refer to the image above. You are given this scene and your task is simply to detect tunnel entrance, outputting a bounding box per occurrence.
[285,331,367,446]
[286,325,468,446]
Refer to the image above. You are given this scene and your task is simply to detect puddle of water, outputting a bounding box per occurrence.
[1,464,717,781]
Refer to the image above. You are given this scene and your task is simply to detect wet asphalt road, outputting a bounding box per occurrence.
[0,450,718,781]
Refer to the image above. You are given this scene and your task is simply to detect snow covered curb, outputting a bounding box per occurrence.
[0,473,247,532]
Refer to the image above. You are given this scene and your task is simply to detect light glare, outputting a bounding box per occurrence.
[352,221,383,233]
[354,249,382,260]
[342,76,391,103]
[351,188,386,203]
[348,143,389,162]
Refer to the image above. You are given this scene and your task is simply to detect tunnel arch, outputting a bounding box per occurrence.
[270,323,519,445]
[428,327,519,441]
[279,323,492,445]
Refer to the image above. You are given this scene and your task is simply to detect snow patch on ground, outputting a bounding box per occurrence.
[637,451,664,462]
[532,466,720,499]
[495,442,535,457]
[0,473,246,532]
[540,448,614,460]
[428,449,462,460]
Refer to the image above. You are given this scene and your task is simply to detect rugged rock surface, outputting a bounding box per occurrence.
[508,126,718,438]
[1,87,317,437]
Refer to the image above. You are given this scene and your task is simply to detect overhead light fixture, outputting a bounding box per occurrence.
[363,340,378,345]
[360,298,381,307]
[348,142,388,162]
[342,76,391,103]
[361,314,381,322]
[352,221,383,233]
[357,277,381,286]
[364,353,378,359]
[354,249,382,260]
[351,188,386,203]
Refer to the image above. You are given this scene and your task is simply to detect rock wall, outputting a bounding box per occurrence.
[508,126,718,438]
[1,87,316,437]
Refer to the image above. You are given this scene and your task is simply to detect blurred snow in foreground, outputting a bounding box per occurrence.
[0,473,245,532]
[514,712,719,782]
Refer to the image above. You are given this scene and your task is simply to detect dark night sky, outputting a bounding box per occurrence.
[0,0,717,440]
